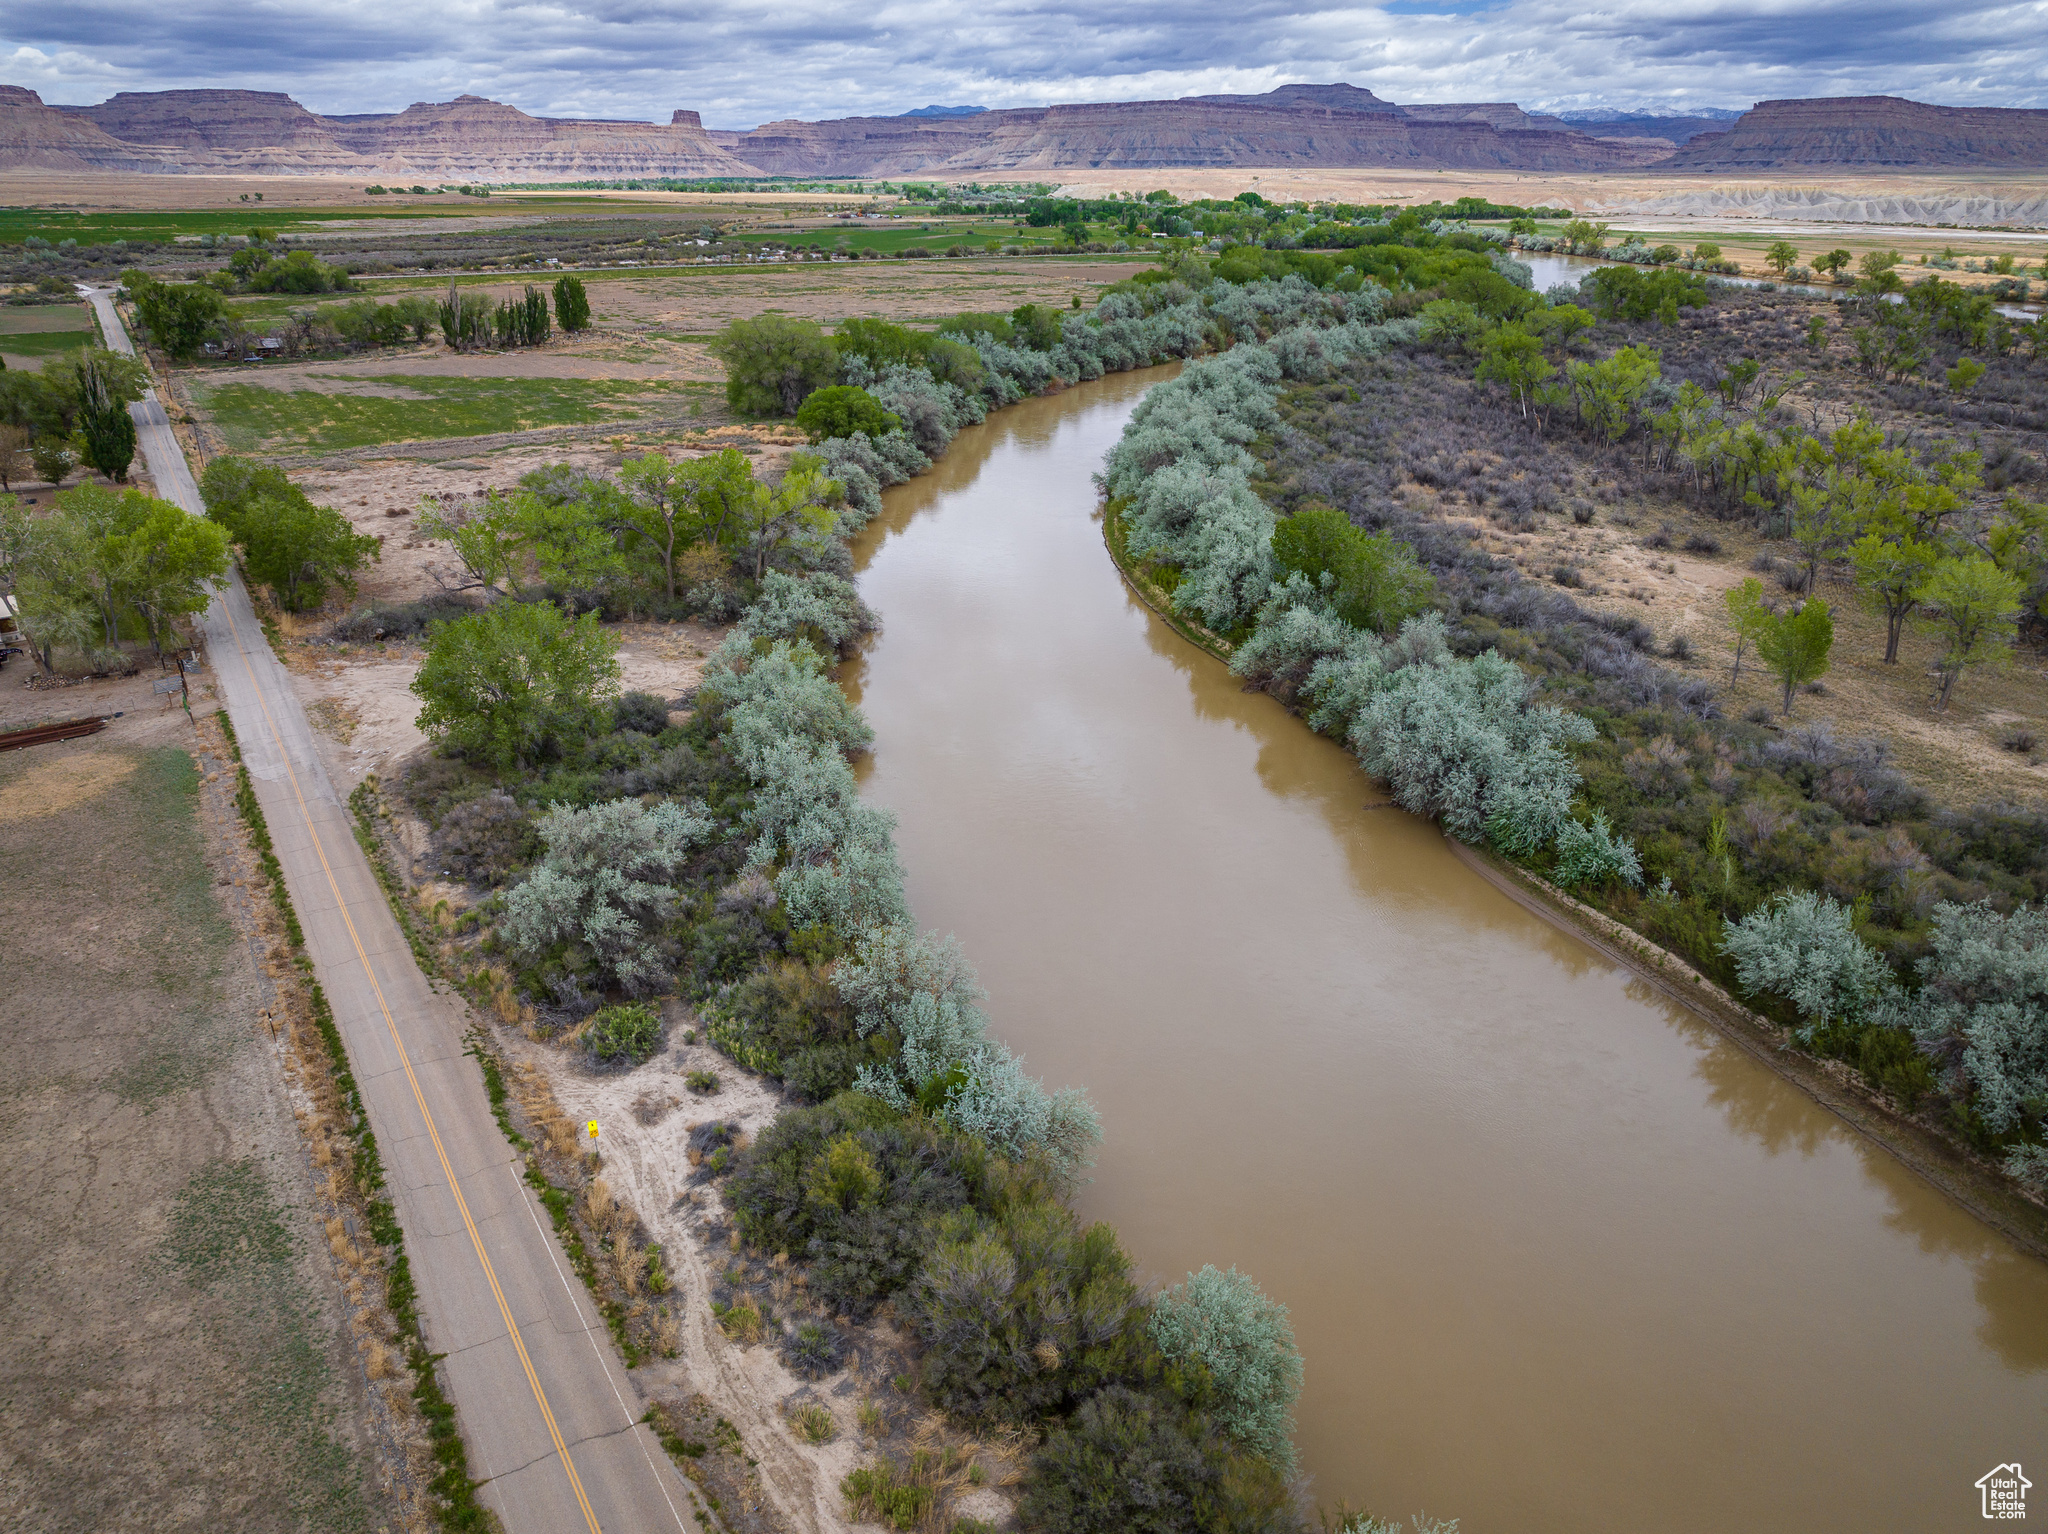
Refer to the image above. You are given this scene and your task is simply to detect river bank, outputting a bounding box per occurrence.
[1100,491,2048,1262]
[850,361,2048,1530]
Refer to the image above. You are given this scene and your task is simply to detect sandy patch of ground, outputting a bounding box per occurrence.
[0,657,220,744]
[510,1034,868,1534]
[289,618,726,795]
[1425,481,2048,806]
[498,1026,1018,1534]
[269,433,804,608]
[0,749,139,822]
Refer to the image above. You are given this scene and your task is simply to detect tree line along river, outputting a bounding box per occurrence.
[843,364,2048,1533]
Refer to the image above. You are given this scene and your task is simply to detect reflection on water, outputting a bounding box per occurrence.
[844,366,2048,1531]
[1519,249,2042,320]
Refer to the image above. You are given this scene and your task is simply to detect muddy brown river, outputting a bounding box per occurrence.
[844,365,2048,1531]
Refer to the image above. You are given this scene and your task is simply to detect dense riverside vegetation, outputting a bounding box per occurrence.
[382,272,1426,1528]
[371,229,2041,1524]
[1098,257,2048,1197]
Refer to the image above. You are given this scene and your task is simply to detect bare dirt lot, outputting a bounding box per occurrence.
[0,727,417,1533]
[1443,486,2048,806]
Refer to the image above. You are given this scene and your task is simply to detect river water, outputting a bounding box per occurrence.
[1516,248,2041,318]
[844,366,2048,1531]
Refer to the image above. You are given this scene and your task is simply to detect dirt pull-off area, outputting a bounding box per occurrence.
[0,730,426,1532]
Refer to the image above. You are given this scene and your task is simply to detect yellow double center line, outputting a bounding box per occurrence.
[221,599,601,1534]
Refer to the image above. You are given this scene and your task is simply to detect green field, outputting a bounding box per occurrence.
[0,330,96,361]
[189,374,702,452]
[775,219,1161,255]
[0,204,517,247]
[0,302,95,359]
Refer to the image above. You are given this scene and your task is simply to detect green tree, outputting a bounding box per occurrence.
[133,282,225,361]
[552,274,591,333]
[1692,242,1722,263]
[831,316,926,372]
[1815,248,1852,281]
[1270,505,1435,634]
[739,458,839,579]
[98,495,231,652]
[1723,575,1772,682]
[712,316,838,416]
[1945,356,1985,395]
[25,485,229,660]
[1526,303,1594,353]
[1848,524,1940,664]
[1765,240,1800,276]
[74,349,137,481]
[1858,249,1903,295]
[793,384,900,443]
[1474,323,1554,419]
[200,455,379,611]
[615,451,691,599]
[1564,345,1661,443]
[411,600,620,768]
[415,490,527,598]
[1416,300,1487,354]
[1915,554,2023,710]
[238,492,382,611]
[676,448,766,551]
[1984,493,2047,623]
[1757,597,1835,714]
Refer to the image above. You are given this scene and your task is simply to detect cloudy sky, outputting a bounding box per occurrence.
[6,0,2044,125]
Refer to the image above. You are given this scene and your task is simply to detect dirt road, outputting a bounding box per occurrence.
[85,285,700,1534]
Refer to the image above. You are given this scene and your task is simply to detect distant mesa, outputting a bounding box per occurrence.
[3,82,2044,178]
[1548,107,1743,149]
[1661,95,2048,170]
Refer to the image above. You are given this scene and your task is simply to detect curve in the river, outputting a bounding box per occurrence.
[844,364,2048,1534]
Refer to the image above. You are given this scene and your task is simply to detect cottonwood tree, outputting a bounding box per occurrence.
[739,459,840,579]
[411,600,620,768]
[1757,597,1834,714]
[2,485,228,669]
[616,452,691,599]
[1269,505,1434,634]
[199,456,378,611]
[710,316,837,415]
[134,282,225,360]
[1916,554,2023,710]
[1474,323,1553,421]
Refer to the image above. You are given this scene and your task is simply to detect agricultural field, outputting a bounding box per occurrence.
[168,257,1148,458]
[188,373,709,453]
[0,300,96,366]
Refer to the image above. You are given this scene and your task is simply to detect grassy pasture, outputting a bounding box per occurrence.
[190,374,702,452]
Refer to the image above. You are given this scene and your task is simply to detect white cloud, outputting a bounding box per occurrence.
[5,0,2043,121]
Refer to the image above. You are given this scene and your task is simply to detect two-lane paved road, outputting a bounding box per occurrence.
[84,286,696,1533]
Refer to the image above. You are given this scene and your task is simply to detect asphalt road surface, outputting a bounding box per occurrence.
[85,287,697,1534]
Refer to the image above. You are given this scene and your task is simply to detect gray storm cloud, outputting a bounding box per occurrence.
[4,0,2043,124]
